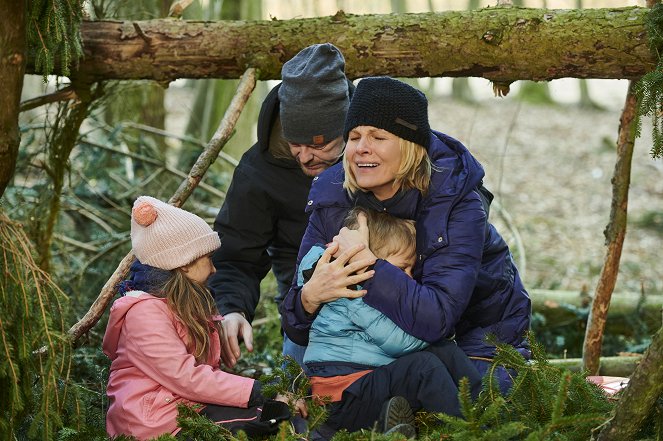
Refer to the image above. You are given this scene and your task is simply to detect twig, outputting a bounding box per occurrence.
[582,81,638,375]
[120,121,240,167]
[67,68,257,342]
[79,139,226,199]
[53,233,99,252]
[19,86,78,112]
[168,0,194,18]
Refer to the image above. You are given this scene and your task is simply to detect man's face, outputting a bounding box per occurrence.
[288,137,344,177]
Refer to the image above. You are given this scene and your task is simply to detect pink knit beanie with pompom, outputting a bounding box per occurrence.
[130,196,221,270]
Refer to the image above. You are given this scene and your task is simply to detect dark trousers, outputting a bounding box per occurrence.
[324,351,465,433]
[177,401,290,439]
[425,339,483,400]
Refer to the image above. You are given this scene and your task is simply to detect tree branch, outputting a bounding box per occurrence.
[19,86,78,112]
[26,7,655,82]
[67,68,257,342]
[582,81,638,375]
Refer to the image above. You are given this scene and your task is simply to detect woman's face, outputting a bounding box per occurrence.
[182,253,215,284]
[346,126,401,201]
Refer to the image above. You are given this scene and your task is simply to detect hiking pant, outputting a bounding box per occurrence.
[324,351,463,433]
[177,400,290,439]
[425,339,483,400]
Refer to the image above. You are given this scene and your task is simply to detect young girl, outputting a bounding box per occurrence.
[103,196,300,440]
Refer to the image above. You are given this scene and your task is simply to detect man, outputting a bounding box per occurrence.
[208,43,352,367]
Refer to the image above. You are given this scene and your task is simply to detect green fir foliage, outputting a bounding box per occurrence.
[428,334,614,441]
[636,3,663,159]
[0,212,73,440]
[259,355,329,431]
[26,0,85,80]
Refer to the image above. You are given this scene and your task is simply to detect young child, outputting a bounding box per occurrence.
[103,196,298,440]
[298,207,482,437]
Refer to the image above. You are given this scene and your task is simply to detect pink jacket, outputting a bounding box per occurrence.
[103,291,255,440]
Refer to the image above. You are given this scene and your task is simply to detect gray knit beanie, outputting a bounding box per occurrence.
[343,77,431,149]
[130,196,220,270]
[279,43,349,146]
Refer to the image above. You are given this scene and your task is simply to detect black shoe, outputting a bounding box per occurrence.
[385,423,417,438]
[378,396,415,435]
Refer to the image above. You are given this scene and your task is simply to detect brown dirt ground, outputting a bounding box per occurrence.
[429,84,663,297]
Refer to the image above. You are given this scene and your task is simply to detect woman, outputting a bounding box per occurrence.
[280,77,531,427]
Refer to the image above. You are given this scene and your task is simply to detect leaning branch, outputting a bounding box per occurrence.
[582,81,638,375]
[67,68,257,342]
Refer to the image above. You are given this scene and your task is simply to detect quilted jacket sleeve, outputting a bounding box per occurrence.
[362,194,486,343]
[123,300,255,407]
[280,208,330,346]
[344,298,429,356]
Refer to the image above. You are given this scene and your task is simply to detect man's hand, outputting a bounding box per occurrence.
[301,242,376,314]
[219,312,253,368]
[275,393,308,418]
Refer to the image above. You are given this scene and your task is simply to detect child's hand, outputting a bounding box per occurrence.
[275,393,308,418]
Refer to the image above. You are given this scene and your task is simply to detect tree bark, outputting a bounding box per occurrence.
[28,6,654,83]
[582,82,637,375]
[597,325,663,441]
[0,0,26,197]
[549,355,642,377]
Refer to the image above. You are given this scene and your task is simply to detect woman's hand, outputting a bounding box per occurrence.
[301,241,376,314]
[332,212,377,265]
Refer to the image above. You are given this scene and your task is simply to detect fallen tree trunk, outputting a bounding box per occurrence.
[530,289,663,334]
[549,355,642,377]
[29,6,654,83]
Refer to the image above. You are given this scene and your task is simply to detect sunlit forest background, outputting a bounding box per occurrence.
[3,0,662,439]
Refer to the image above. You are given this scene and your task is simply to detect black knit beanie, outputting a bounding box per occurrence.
[343,77,431,149]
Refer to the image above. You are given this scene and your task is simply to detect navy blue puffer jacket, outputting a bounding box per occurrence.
[280,130,531,359]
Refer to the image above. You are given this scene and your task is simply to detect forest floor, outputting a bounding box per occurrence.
[428,81,663,297]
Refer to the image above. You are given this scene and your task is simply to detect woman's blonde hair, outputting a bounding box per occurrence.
[344,207,416,262]
[155,268,223,364]
[343,137,432,196]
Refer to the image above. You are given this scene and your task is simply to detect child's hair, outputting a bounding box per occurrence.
[157,270,222,364]
[130,196,223,364]
[344,207,416,262]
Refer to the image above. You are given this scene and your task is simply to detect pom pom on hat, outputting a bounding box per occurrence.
[132,201,158,226]
[130,196,221,270]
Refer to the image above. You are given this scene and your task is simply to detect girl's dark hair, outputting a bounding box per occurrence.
[154,269,223,364]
